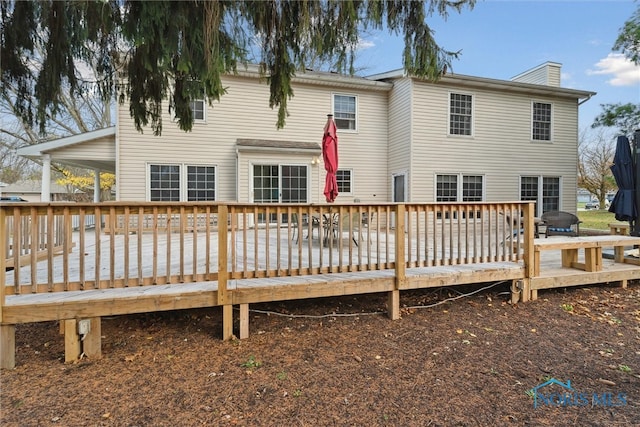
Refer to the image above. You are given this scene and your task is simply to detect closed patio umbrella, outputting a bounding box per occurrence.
[608,135,636,222]
[322,114,339,203]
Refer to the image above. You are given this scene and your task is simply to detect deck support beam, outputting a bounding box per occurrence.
[239,304,249,339]
[389,205,405,321]
[387,290,400,320]
[222,305,233,340]
[0,324,16,369]
[64,319,81,363]
[83,317,102,359]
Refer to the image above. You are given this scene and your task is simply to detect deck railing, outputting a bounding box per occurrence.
[1,201,534,297]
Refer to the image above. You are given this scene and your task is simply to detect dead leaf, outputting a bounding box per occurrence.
[597,378,616,386]
[124,351,142,362]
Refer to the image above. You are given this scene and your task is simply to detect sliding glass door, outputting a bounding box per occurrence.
[253,164,308,223]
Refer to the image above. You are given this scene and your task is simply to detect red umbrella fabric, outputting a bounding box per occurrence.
[322,114,339,202]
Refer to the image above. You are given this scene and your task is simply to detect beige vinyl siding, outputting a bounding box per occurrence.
[511,62,561,87]
[51,137,115,161]
[388,78,412,200]
[409,80,579,209]
[117,74,389,203]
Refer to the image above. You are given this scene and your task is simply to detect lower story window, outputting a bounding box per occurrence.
[436,174,484,219]
[149,164,216,201]
[187,166,216,201]
[150,165,180,201]
[436,174,484,202]
[520,176,560,216]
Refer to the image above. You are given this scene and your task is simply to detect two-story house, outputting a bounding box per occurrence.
[18,62,594,216]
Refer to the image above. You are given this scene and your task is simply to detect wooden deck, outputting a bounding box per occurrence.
[2,202,639,369]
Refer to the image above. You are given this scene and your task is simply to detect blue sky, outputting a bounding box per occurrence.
[356,0,639,133]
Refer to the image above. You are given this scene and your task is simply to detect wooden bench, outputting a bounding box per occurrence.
[533,235,640,276]
[609,222,632,262]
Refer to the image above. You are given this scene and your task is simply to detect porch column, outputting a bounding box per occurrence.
[41,154,51,202]
[93,169,101,202]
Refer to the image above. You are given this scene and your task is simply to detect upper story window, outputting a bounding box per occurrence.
[190,99,205,121]
[336,169,352,194]
[532,102,552,141]
[449,93,473,136]
[333,94,357,131]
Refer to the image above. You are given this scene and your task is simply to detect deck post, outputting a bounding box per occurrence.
[82,317,102,359]
[389,204,405,320]
[217,205,233,340]
[0,208,14,369]
[64,319,81,363]
[239,304,249,339]
[0,207,6,325]
[0,325,15,369]
[521,202,536,302]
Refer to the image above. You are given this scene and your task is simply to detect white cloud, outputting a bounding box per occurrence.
[587,53,640,86]
[357,38,376,50]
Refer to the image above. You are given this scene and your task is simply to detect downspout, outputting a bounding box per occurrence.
[235,147,239,202]
[41,154,51,202]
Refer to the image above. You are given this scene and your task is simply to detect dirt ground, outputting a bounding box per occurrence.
[2,281,639,426]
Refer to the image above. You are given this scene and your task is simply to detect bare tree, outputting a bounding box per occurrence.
[0,41,113,185]
[578,128,617,208]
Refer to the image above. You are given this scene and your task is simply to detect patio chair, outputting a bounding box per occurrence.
[503,212,525,243]
[291,213,321,243]
[540,211,581,237]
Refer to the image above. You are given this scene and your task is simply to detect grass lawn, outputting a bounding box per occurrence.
[577,208,619,230]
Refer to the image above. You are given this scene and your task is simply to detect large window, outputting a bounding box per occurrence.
[449,93,473,136]
[187,166,215,201]
[462,175,483,201]
[336,169,352,194]
[436,174,484,202]
[521,176,560,215]
[149,164,216,201]
[150,165,181,201]
[532,102,552,141]
[436,174,458,202]
[333,94,357,131]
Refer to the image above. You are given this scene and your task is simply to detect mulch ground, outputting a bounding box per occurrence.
[2,281,639,426]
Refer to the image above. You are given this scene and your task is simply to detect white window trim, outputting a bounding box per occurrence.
[147,162,217,201]
[530,100,554,143]
[332,92,358,133]
[447,91,475,138]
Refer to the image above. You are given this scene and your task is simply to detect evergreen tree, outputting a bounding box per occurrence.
[1,0,475,135]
